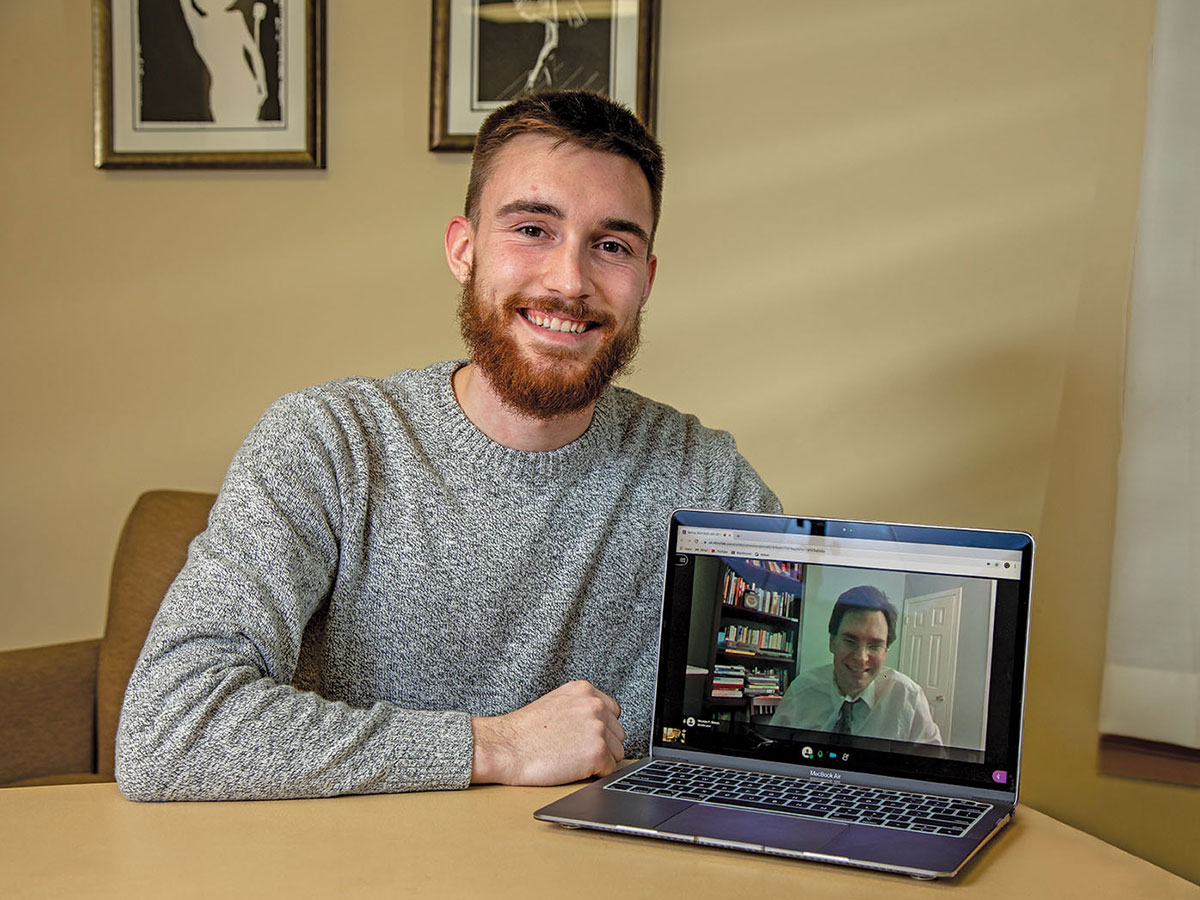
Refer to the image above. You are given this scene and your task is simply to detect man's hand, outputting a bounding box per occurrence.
[470,681,625,786]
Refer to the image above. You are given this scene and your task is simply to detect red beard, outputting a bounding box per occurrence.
[457,270,642,420]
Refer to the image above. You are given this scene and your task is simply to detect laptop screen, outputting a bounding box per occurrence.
[653,510,1033,798]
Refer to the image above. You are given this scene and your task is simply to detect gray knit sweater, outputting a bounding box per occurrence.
[115,361,779,801]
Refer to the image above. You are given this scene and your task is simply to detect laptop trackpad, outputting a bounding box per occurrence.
[656,804,849,853]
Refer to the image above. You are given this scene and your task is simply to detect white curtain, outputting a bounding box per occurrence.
[1099,0,1200,751]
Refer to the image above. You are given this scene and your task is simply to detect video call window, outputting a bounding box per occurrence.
[676,554,997,761]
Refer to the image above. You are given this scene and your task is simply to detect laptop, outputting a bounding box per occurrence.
[535,509,1034,880]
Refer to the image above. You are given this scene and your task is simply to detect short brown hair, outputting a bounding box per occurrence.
[829,585,899,647]
[464,91,664,241]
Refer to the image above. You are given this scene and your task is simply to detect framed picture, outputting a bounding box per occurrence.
[94,0,325,168]
[429,0,659,152]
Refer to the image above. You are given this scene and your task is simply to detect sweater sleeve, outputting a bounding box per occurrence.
[115,392,474,801]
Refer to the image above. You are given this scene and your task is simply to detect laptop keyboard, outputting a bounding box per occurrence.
[605,760,990,837]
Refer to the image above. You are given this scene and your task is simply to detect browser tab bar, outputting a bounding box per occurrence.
[675,526,1022,580]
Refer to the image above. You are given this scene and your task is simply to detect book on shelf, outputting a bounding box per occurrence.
[718,624,795,657]
[711,664,746,699]
[719,560,803,619]
[720,575,796,618]
[744,669,782,696]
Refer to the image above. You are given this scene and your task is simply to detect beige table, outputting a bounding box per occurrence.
[1,781,1195,898]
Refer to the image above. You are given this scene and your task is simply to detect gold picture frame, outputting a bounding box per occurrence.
[429,0,659,152]
[94,0,326,169]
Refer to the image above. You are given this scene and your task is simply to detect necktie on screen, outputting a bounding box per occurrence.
[833,699,861,734]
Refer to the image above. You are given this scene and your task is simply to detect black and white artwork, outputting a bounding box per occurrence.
[139,0,284,128]
[95,0,325,168]
[475,0,612,102]
[431,0,658,151]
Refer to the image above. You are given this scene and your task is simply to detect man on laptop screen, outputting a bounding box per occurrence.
[770,585,942,745]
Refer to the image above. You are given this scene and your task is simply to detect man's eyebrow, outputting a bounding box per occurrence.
[600,217,651,247]
[495,200,564,220]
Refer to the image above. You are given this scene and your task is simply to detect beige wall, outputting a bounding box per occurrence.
[3,0,1196,884]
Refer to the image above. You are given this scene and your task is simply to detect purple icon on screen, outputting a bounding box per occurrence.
[992,770,1008,784]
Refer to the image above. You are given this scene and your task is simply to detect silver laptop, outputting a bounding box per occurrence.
[535,509,1034,880]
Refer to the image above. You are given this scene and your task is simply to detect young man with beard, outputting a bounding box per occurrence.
[116,91,779,801]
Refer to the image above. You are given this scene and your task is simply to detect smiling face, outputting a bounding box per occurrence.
[448,133,657,420]
[829,609,890,699]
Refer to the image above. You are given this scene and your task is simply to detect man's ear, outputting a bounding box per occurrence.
[445,216,474,285]
[639,253,657,309]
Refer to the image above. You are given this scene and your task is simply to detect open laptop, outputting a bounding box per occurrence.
[535,509,1034,880]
